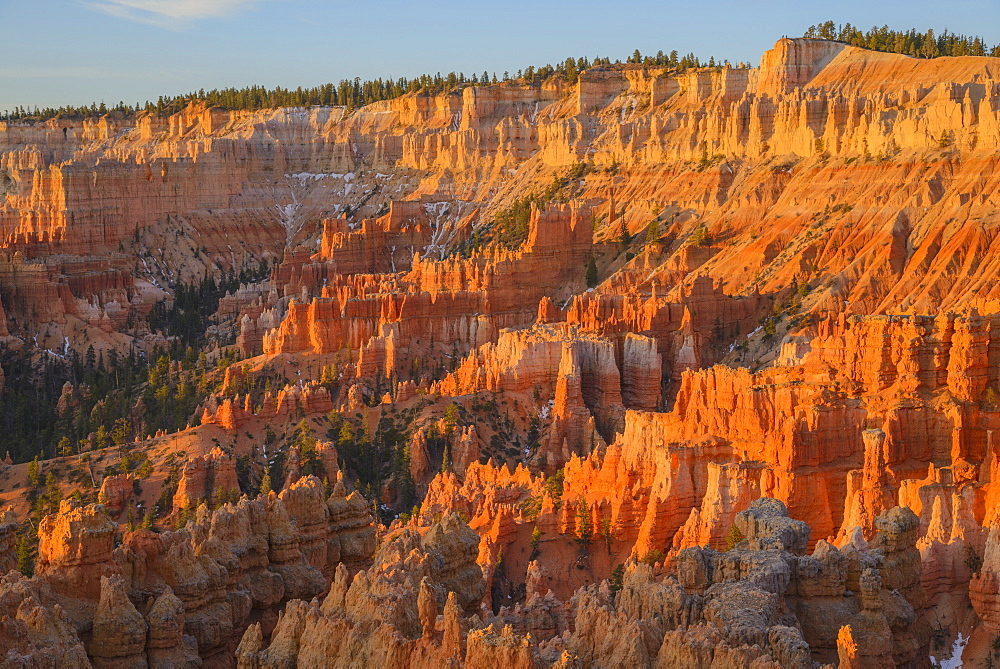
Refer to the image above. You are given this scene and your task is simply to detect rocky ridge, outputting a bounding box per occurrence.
[5,34,1000,666]
[0,476,375,666]
[237,498,927,668]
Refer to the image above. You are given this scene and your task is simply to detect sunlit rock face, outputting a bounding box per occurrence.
[8,35,1000,666]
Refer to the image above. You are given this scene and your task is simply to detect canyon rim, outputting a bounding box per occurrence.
[4,21,1000,667]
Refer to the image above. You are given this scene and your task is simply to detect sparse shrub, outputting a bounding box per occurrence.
[982,386,1000,410]
[641,549,664,565]
[520,495,543,521]
[543,469,564,506]
[726,524,745,551]
[763,317,777,338]
[575,499,593,544]
[258,472,272,496]
[600,516,614,552]
[690,224,710,246]
[609,563,625,597]
[931,619,949,650]
[966,545,983,575]
[135,458,153,479]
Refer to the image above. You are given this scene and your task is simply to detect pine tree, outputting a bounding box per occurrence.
[443,403,459,434]
[575,499,593,543]
[95,425,110,450]
[27,456,40,488]
[293,418,314,449]
[618,220,632,249]
[259,472,272,496]
[690,224,710,246]
[645,220,660,246]
[43,472,61,513]
[599,516,614,552]
[111,417,130,447]
[585,255,598,288]
[440,444,451,474]
[16,535,33,576]
[609,563,625,596]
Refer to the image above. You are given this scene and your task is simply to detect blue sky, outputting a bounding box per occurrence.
[3,0,1000,113]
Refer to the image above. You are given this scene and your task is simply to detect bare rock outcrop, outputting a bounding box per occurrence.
[146,586,201,667]
[970,523,1000,630]
[98,473,135,519]
[4,481,375,667]
[237,512,487,667]
[13,32,1000,667]
[172,447,239,511]
[36,499,120,600]
[0,508,18,574]
[234,498,929,667]
[89,574,148,668]
[0,571,90,667]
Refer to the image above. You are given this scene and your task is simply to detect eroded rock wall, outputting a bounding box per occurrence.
[1,478,376,665]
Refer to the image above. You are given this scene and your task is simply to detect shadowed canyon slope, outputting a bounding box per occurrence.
[3,37,1000,666]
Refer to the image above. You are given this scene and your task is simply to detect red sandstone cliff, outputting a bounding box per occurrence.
[7,35,1000,667]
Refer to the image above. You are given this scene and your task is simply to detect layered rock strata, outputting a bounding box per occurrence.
[1,477,375,665]
[8,34,1000,667]
[240,499,928,667]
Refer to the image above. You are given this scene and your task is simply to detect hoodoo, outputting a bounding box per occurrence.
[4,17,1000,666]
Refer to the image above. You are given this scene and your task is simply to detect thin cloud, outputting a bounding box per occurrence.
[84,0,262,28]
